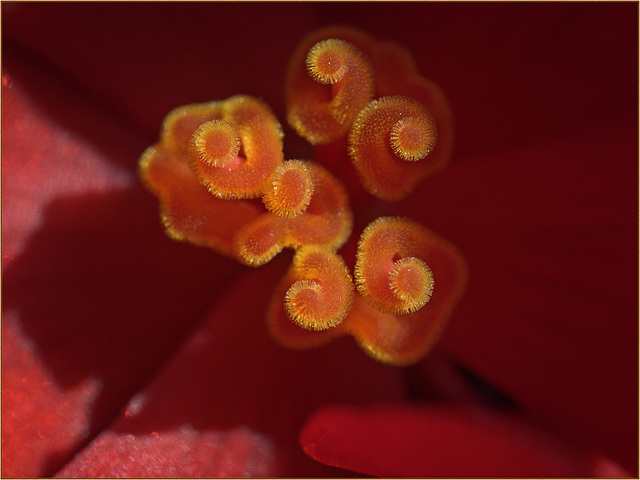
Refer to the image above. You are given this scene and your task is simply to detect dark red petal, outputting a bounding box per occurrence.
[311,3,637,157]
[300,404,627,477]
[55,261,407,477]
[5,4,635,158]
[402,125,638,472]
[2,3,316,133]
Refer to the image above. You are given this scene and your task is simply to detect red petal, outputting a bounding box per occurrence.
[402,125,638,471]
[2,3,316,132]
[57,261,407,477]
[5,4,635,157]
[1,54,244,476]
[300,404,626,477]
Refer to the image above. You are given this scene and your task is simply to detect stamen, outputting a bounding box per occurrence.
[160,102,223,156]
[190,120,241,168]
[263,160,314,218]
[344,217,467,366]
[389,257,434,313]
[139,146,263,259]
[284,247,354,331]
[235,162,352,265]
[285,162,352,250]
[355,216,437,315]
[349,96,437,201]
[306,40,350,85]
[286,37,374,145]
[234,215,287,266]
[139,26,465,367]
[390,116,436,162]
[190,95,284,199]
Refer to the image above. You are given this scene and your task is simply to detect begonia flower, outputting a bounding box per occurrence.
[2,3,637,478]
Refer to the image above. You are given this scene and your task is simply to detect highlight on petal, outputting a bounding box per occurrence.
[262,160,314,218]
[285,246,354,331]
[349,96,438,201]
[286,35,374,145]
[190,95,284,199]
[344,217,467,365]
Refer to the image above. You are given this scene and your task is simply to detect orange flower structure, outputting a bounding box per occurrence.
[139,26,467,365]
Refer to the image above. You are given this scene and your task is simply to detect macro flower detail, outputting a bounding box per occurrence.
[4,4,637,478]
[139,96,351,266]
[286,26,453,200]
[349,96,438,200]
[139,26,466,366]
[286,37,374,145]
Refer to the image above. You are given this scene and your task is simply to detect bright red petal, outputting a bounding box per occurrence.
[300,404,629,477]
[56,261,407,477]
[1,53,244,477]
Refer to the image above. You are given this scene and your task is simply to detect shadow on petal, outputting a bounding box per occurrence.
[2,188,247,476]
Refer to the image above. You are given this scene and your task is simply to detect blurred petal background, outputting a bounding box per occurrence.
[2,3,637,478]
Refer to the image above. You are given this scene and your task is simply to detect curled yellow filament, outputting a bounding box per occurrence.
[355,216,436,315]
[349,96,438,201]
[190,95,284,199]
[286,38,374,145]
[262,160,314,218]
[139,26,465,367]
[285,246,355,331]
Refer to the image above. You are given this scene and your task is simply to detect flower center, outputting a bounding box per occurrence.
[139,26,466,366]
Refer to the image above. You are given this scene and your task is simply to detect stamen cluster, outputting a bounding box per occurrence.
[139,26,466,365]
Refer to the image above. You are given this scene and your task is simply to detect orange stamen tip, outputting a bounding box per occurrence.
[263,160,314,218]
[286,36,374,145]
[390,115,437,162]
[355,216,436,315]
[190,95,284,199]
[285,247,354,331]
[306,39,351,85]
[190,119,241,168]
[389,257,434,313]
[345,216,467,366]
[349,96,438,201]
[160,102,223,156]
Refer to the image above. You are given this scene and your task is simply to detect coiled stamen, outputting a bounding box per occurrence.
[390,116,436,162]
[355,216,436,315]
[349,96,438,201]
[190,95,284,199]
[284,247,354,331]
[286,38,374,145]
[191,120,241,168]
[389,257,434,313]
[263,160,314,218]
